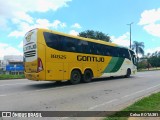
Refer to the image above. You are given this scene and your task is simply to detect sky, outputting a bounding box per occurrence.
[0,0,160,59]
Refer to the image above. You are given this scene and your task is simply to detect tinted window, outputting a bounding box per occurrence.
[108,46,116,57]
[43,32,62,50]
[88,42,97,54]
[100,45,106,55]
[77,40,83,53]
[44,32,131,59]
[130,50,136,65]
[81,41,90,54]
[119,48,130,59]
[105,46,110,56]
[123,49,130,59]
[97,44,103,55]
[62,37,77,52]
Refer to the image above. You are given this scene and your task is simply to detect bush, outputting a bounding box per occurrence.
[0,74,25,80]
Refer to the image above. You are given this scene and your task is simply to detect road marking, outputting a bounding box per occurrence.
[136,76,144,78]
[88,99,118,110]
[121,83,160,98]
[0,94,7,97]
[0,82,36,87]
[87,83,160,110]
[61,117,69,120]
[137,75,154,78]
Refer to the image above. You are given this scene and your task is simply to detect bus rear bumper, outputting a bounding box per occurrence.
[24,72,40,81]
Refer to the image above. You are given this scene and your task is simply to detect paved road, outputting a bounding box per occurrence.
[0,71,160,119]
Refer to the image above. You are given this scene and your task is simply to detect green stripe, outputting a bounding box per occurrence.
[103,57,125,73]
[103,57,119,73]
[111,57,124,72]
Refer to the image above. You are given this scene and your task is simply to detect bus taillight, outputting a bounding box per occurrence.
[37,58,43,72]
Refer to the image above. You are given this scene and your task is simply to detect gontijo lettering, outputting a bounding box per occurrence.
[24,44,36,52]
[77,55,104,62]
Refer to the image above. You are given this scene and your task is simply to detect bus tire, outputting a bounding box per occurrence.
[82,69,93,83]
[125,69,131,78]
[70,70,81,84]
[55,81,62,84]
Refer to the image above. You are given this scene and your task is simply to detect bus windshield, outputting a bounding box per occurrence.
[130,50,137,65]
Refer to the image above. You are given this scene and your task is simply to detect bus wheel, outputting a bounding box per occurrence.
[70,70,81,84]
[82,70,93,83]
[55,81,62,84]
[125,69,131,78]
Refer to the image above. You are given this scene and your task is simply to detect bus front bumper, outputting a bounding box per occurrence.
[132,69,137,75]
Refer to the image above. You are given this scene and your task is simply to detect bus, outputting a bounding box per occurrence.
[23,28,137,84]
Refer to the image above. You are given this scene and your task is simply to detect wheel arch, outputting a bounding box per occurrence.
[71,68,82,76]
[127,68,131,73]
[125,68,131,78]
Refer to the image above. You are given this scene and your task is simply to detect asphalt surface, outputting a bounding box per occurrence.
[0,71,160,120]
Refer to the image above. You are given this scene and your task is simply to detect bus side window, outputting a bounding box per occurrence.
[125,49,130,59]
[96,44,104,55]
[88,42,92,54]
[89,42,97,54]
[122,49,126,58]
[129,50,137,65]
[81,41,89,54]
[62,37,77,52]
[105,46,111,56]
[118,48,130,59]
[77,40,83,53]
[110,46,116,57]
[100,45,106,55]
[44,32,61,50]
[119,48,123,58]
[116,48,121,57]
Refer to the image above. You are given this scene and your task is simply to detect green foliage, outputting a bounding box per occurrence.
[79,30,111,42]
[137,61,147,69]
[146,51,160,68]
[132,41,144,64]
[0,74,25,80]
[132,41,144,56]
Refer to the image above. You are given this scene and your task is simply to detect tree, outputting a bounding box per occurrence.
[79,30,111,42]
[148,51,160,68]
[141,51,160,70]
[138,60,151,69]
[131,41,144,64]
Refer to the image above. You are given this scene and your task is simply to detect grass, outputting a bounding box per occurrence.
[0,74,25,80]
[104,92,160,120]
